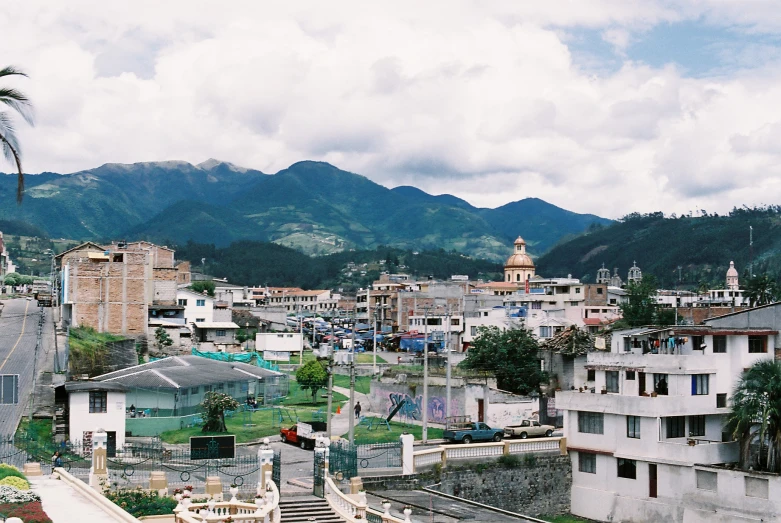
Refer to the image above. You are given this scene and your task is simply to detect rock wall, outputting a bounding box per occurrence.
[436,455,572,517]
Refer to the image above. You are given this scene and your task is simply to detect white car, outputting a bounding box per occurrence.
[504,419,555,439]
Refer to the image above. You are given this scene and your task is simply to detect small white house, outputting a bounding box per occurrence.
[256,332,302,362]
[65,382,128,453]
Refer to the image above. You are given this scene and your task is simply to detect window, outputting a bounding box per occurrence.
[451,318,460,326]
[575,288,581,294]
[216,383,224,391]
[579,452,596,474]
[587,369,595,381]
[617,458,636,479]
[178,299,188,306]
[539,326,551,338]
[578,412,604,434]
[196,318,205,323]
[627,416,641,439]
[89,391,107,413]
[713,336,727,353]
[692,374,709,395]
[191,386,199,394]
[531,302,542,310]
[666,416,686,438]
[717,393,727,408]
[696,470,717,491]
[654,374,669,395]
[181,388,188,396]
[689,415,705,437]
[692,335,704,351]
[227,382,235,391]
[745,477,769,499]
[606,371,619,393]
[626,370,635,380]
[749,336,767,353]
[196,299,206,307]
[240,382,248,393]
[470,326,477,336]
[597,287,604,294]
[216,329,226,337]
[203,385,212,393]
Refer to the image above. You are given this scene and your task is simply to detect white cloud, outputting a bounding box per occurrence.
[4,0,781,219]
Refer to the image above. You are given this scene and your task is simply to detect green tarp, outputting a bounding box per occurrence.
[190,347,280,371]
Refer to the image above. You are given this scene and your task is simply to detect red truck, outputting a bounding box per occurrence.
[280,421,328,450]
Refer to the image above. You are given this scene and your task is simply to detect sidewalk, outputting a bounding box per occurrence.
[31,477,128,523]
[330,385,370,437]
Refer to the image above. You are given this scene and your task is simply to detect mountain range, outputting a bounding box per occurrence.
[0,160,610,260]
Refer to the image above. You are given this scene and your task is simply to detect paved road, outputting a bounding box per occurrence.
[0,298,52,435]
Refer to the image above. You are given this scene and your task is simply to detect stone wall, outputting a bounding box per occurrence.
[435,455,571,517]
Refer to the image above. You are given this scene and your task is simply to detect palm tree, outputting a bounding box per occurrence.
[726,360,781,472]
[744,274,779,307]
[0,66,34,203]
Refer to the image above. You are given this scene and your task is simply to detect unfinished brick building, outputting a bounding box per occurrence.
[58,241,188,336]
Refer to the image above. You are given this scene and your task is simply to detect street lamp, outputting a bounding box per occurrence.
[373,303,380,374]
[245,322,250,351]
[422,305,431,443]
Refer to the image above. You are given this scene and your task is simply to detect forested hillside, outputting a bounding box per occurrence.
[535,208,781,288]
[175,240,503,291]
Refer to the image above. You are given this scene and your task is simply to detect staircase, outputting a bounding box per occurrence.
[279,497,344,523]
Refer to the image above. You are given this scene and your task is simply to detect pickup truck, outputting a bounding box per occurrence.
[280,421,327,450]
[443,422,504,444]
[503,419,555,439]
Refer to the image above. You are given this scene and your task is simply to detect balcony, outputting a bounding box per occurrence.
[586,351,718,374]
[613,439,739,466]
[556,390,722,417]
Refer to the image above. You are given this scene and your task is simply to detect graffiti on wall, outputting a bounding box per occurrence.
[386,393,449,423]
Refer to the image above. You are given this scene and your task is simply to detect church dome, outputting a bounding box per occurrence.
[726,261,738,277]
[505,236,535,269]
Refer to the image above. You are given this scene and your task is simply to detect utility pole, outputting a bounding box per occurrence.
[298,303,303,365]
[326,321,335,439]
[29,305,43,421]
[348,311,357,444]
[372,303,379,374]
[750,225,754,277]
[445,307,452,421]
[422,305,430,443]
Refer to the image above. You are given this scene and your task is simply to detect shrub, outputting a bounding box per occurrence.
[523,453,537,467]
[0,485,40,504]
[0,501,53,523]
[105,489,177,517]
[497,454,522,469]
[0,464,27,482]
[0,476,30,490]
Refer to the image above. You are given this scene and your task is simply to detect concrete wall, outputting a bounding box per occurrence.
[178,290,214,325]
[68,390,126,447]
[436,455,572,518]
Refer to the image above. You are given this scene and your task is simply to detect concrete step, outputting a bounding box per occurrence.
[278,498,344,523]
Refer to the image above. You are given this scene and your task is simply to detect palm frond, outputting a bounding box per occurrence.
[0,66,28,79]
[0,87,33,125]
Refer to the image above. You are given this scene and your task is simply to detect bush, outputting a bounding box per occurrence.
[0,465,27,482]
[0,485,41,504]
[105,489,177,517]
[0,476,30,490]
[497,454,522,469]
[0,501,53,523]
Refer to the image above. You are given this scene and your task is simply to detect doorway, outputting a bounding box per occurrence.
[638,372,646,396]
[477,399,484,422]
[649,463,657,498]
[106,431,117,458]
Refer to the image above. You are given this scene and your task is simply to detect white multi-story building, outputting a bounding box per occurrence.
[557,325,778,522]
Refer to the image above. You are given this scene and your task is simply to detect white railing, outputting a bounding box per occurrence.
[175,471,280,523]
[324,475,409,523]
[412,437,565,472]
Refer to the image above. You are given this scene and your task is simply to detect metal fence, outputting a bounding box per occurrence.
[1,434,269,494]
[356,442,401,470]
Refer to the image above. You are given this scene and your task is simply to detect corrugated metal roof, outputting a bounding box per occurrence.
[93,355,280,390]
[194,322,240,329]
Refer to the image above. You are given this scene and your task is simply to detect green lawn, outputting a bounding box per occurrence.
[541,515,594,523]
[355,353,386,365]
[279,378,347,410]
[353,419,443,444]
[332,375,371,395]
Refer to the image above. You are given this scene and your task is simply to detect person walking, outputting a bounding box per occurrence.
[354,401,362,420]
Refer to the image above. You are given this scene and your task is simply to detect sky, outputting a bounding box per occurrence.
[5,1,781,218]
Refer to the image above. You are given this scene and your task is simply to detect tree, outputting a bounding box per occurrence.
[190,280,215,297]
[726,360,781,472]
[461,327,547,395]
[296,359,328,403]
[620,275,661,327]
[744,274,779,307]
[200,391,239,433]
[153,326,173,351]
[0,66,34,203]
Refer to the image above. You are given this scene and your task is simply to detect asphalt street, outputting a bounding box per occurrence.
[0,298,53,436]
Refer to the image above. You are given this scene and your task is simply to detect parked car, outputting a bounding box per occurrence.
[503,419,555,439]
[443,421,504,444]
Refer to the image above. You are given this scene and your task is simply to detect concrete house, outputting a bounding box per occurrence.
[64,381,128,453]
[557,324,779,522]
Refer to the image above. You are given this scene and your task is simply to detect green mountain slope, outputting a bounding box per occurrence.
[535,209,781,287]
[2,159,609,260]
